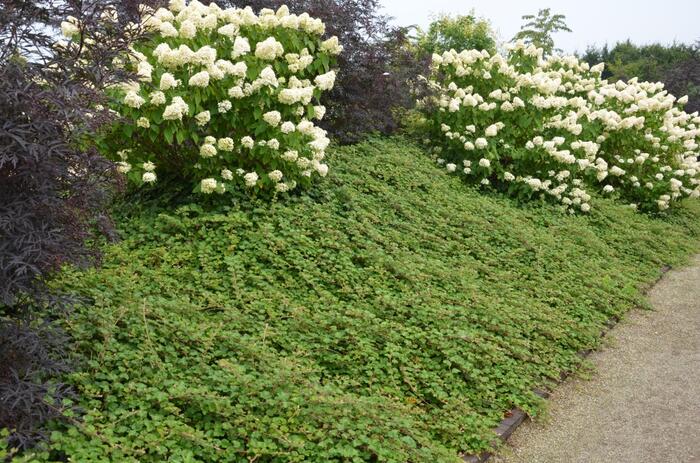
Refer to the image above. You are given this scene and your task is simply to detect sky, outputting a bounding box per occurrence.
[379,0,700,55]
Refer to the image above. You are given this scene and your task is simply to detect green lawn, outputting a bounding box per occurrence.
[38,137,700,462]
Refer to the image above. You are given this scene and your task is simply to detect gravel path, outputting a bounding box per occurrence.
[492,254,700,463]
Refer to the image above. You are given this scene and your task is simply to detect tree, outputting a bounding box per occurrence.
[581,41,700,113]
[416,12,496,55]
[512,8,571,55]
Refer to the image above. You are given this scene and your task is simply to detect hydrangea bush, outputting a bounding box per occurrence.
[90,0,342,195]
[420,40,700,212]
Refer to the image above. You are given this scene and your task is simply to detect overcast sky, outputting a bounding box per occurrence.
[379,0,700,54]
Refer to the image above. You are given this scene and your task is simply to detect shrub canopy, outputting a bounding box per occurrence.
[420,41,700,212]
[97,0,341,197]
[222,0,424,142]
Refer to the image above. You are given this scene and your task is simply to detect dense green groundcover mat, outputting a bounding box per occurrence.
[32,138,700,462]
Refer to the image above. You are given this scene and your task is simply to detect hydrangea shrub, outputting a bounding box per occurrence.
[94,0,342,195]
[420,41,700,212]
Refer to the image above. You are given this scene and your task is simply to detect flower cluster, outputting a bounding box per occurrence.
[90,0,341,195]
[420,40,700,212]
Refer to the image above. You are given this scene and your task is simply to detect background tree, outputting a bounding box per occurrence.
[581,40,700,113]
[512,8,571,55]
[416,12,496,55]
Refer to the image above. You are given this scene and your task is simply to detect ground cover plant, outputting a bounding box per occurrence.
[420,41,700,213]
[25,138,700,462]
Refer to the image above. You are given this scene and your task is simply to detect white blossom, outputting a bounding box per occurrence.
[201,178,218,194]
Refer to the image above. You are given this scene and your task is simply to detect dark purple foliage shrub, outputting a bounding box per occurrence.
[0,0,160,452]
[0,320,75,454]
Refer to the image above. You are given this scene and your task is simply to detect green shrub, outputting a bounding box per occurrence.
[420,41,700,212]
[93,0,341,196]
[222,0,428,143]
[35,138,700,462]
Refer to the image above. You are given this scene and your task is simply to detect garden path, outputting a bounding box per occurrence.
[492,254,700,463]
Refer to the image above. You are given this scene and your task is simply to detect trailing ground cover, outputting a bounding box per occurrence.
[28,138,700,462]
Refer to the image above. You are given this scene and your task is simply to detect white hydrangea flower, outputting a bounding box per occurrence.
[314,105,326,120]
[168,0,185,12]
[221,169,233,180]
[258,66,278,87]
[268,170,283,182]
[137,117,150,128]
[136,61,153,82]
[193,46,217,66]
[159,21,178,37]
[280,121,296,134]
[244,172,259,186]
[200,178,217,194]
[446,163,456,172]
[195,110,211,126]
[199,143,217,158]
[315,163,329,177]
[475,138,488,149]
[160,73,179,91]
[218,24,238,38]
[142,172,157,183]
[188,70,210,87]
[179,19,197,39]
[241,136,254,148]
[282,150,299,161]
[228,86,245,99]
[485,124,498,137]
[116,162,131,173]
[149,91,167,105]
[263,110,282,126]
[320,36,343,55]
[231,36,251,59]
[124,91,145,109]
[267,138,280,150]
[314,71,336,91]
[142,161,156,171]
[255,37,284,60]
[61,17,79,37]
[479,158,491,168]
[218,100,232,113]
[217,137,234,151]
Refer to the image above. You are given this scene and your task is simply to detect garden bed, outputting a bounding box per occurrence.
[36,137,700,462]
